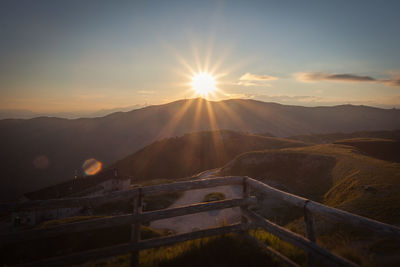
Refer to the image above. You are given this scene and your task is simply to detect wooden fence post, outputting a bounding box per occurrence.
[130,188,142,267]
[241,177,250,231]
[304,200,316,267]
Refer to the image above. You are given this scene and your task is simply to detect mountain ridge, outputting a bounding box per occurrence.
[1,98,399,201]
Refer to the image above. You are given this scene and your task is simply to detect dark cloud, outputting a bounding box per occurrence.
[297,72,400,87]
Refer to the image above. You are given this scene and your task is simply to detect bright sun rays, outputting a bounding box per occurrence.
[153,41,244,144]
[191,72,216,97]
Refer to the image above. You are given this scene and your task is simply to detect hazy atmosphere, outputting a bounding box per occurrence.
[1,0,400,117]
[1,1,400,266]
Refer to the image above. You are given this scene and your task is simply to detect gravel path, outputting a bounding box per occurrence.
[150,170,243,233]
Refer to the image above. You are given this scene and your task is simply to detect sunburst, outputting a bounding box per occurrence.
[191,72,216,97]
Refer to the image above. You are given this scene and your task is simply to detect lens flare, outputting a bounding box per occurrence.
[82,158,102,175]
[33,155,50,169]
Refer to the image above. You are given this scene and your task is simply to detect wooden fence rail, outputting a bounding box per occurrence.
[246,177,400,236]
[1,176,400,267]
[0,176,243,213]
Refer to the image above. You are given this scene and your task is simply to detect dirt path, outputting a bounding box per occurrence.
[150,171,243,233]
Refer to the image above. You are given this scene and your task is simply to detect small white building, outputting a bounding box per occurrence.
[13,168,131,226]
[12,206,82,226]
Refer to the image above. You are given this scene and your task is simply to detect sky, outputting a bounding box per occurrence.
[1,0,400,115]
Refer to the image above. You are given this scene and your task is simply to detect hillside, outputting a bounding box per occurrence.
[220,144,400,225]
[334,138,400,162]
[109,130,306,183]
[289,130,400,144]
[1,98,400,201]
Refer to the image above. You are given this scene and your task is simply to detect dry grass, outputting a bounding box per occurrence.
[80,233,281,267]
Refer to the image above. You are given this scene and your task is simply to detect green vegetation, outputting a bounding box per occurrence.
[221,144,400,224]
[143,234,279,267]
[81,233,281,267]
[250,228,306,264]
[203,192,226,202]
[221,143,400,266]
[36,215,105,228]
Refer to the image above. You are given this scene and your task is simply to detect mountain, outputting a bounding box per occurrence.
[109,130,307,183]
[1,98,400,201]
[0,105,145,119]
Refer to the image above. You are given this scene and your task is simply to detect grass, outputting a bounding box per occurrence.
[143,192,183,211]
[80,233,282,267]
[220,143,400,266]
[36,215,105,228]
[221,144,400,224]
[4,213,287,267]
[250,228,306,265]
[93,199,133,215]
[334,137,400,163]
[317,228,374,266]
[203,192,226,202]
[0,216,165,265]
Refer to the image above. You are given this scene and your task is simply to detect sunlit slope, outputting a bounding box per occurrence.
[1,98,400,201]
[334,138,400,162]
[220,144,400,224]
[109,130,307,182]
[289,129,400,144]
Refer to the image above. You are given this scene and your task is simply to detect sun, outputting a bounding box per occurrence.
[191,72,216,97]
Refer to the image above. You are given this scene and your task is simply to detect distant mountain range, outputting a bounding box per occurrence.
[0,104,145,119]
[1,98,400,201]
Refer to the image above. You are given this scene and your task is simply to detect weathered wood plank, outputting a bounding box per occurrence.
[20,223,243,266]
[130,190,142,267]
[243,209,358,267]
[246,177,308,208]
[241,177,250,229]
[141,176,243,195]
[306,201,400,236]
[1,176,242,213]
[5,175,400,267]
[140,197,256,223]
[304,202,316,242]
[0,189,139,212]
[137,223,243,249]
[1,197,254,245]
[246,177,400,237]
[0,214,135,244]
[304,201,317,267]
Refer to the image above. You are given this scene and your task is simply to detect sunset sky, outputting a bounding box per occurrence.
[1,0,400,114]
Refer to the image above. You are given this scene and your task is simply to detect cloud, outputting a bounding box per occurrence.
[296,72,400,87]
[238,72,278,86]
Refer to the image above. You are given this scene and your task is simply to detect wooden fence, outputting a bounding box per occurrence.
[1,176,400,267]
